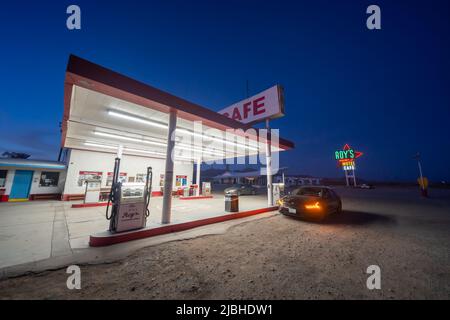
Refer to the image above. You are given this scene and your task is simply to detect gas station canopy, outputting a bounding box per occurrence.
[62,55,294,162]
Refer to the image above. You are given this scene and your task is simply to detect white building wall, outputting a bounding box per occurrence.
[63,149,194,196]
[29,170,67,195]
[3,170,15,195]
[0,168,66,198]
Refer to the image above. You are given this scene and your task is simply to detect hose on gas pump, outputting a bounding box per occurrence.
[106,182,120,231]
[106,158,121,231]
[144,166,153,218]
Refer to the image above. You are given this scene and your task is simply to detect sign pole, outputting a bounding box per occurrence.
[336,144,362,187]
[417,155,424,190]
[265,119,273,207]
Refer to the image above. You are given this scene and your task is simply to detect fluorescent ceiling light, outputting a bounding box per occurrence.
[84,142,117,149]
[175,144,224,157]
[108,110,168,129]
[125,147,165,156]
[94,131,167,147]
[95,130,225,157]
[84,141,194,161]
[176,128,259,151]
[108,110,259,151]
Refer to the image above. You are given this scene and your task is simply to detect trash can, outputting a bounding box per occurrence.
[225,194,239,212]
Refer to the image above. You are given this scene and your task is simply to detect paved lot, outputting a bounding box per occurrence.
[0,192,268,270]
[0,186,449,299]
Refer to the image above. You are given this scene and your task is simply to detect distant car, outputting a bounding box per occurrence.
[360,184,374,189]
[278,186,342,220]
[224,184,257,196]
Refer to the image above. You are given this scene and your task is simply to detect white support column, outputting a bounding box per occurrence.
[196,158,201,196]
[265,119,273,207]
[117,145,123,159]
[162,110,177,224]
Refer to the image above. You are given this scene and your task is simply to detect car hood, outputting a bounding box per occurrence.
[224,187,239,193]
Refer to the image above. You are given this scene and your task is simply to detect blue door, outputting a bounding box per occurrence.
[10,170,33,200]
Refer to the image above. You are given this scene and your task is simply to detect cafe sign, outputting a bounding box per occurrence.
[218,85,285,125]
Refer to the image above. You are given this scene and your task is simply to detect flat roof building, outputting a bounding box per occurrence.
[0,158,66,202]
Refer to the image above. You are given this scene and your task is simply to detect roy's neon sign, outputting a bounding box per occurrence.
[335,144,363,161]
[335,144,363,171]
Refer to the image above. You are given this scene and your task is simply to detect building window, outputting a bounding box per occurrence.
[0,170,7,188]
[78,171,103,187]
[135,174,146,183]
[106,172,127,186]
[39,172,60,187]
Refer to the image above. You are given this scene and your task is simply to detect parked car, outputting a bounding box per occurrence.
[360,184,374,189]
[278,186,342,220]
[224,184,257,196]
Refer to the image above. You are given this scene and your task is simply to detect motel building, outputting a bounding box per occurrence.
[0,159,67,202]
[0,55,294,244]
[212,168,321,187]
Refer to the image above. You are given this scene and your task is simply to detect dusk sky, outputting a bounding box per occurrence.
[0,0,449,181]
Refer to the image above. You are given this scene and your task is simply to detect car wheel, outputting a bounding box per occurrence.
[336,202,342,214]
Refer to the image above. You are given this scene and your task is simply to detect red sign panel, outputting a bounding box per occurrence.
[218,85,284,124]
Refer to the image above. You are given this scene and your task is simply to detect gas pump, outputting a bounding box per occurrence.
[202,182,211,196]
[84,179,101,204]
[272,183,285,205]
[106,157,153,233]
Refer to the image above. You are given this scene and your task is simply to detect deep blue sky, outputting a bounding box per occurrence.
[0,0,449,181]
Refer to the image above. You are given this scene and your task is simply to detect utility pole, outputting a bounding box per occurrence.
[414,152,424,186]
[416,153,424,183]
[414,152,427,197]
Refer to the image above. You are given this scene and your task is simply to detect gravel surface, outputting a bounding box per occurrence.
[0,187,449,299]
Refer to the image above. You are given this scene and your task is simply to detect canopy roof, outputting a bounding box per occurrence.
[0,158,66,170]
[62,55,294,162]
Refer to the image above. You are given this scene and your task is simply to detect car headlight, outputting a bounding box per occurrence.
[276,199,284,206]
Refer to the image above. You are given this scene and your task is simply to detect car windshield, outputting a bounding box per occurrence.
[293,187,323,197]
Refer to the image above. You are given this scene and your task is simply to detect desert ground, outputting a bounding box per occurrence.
[0,186,449,299]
